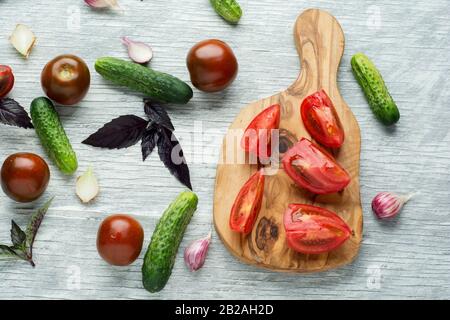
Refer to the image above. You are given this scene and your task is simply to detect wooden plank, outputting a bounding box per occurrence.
[0,0,449,299]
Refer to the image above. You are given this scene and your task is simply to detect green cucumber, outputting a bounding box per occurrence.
[95,57,193,104]
[210,0,242,24]
[351,53,400,126]
[30,97,78,175]
[142,191,198,293]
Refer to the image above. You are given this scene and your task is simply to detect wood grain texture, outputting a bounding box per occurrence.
[214,9,363,273]
[0,0,449,299]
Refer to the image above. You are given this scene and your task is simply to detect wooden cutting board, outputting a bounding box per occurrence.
[213,9,363,273]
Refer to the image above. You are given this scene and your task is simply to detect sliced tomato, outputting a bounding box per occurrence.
[241,104,281,160]
[283,204,351,254]
[230,169,265,234]
[282,138,350,194]
[301,90,344,148]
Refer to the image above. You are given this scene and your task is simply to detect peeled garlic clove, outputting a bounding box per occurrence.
[372,192,414,219]
[184,232,211,272]
[9,24,36,58]
[121,37,153,64]
[76,167,99,203]
[84,0,121,10]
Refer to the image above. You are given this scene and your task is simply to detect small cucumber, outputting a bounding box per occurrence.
[210,0,242,24]
[95,57,193,104]
[142,191,198,292]
[30,97,78,175]
[351,53,400,126]
[142,191,198,293]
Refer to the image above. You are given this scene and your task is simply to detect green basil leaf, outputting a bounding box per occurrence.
[0,245,20,259]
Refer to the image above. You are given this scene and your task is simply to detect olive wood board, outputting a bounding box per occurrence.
[213,9,363,273]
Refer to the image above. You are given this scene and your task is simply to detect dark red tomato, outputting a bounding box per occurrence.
[97,214,144,266]
[0,65,14,98]
[284,204,351,254]
[230,169,265,234]
[282,138,350,194]
[301,90,344,148]
[41,54,90,105]
[241,104,281,160]
[187,39,238,92]
[1,153,50,203]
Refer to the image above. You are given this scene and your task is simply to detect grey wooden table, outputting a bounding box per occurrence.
[0,0,449,300]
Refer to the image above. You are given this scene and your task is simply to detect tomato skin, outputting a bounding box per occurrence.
[187,39,238,92]
[41,54,90,105]
[230,169,265,234]
[301,90,344,148]
[241,104,281,160]
[282,138,350,194]
[0,65,14,98]
[1,153,50,203]
[284,204,351,254]
[97,214,144,266]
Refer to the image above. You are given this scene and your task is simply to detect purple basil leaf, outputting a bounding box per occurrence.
[141,126,158,161]
[83,115,148,149]
[26,197,53,254]
[0,98,33,129]
[156,127,192,190]
[144,99,174,132]
[10,221,26,249]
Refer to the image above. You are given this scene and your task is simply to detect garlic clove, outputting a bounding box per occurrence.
[76,166,99,203]
[184,232,211,272]
[84,0,121,11]
[372,192,414,219]
[9,24,36,58]
[121,37,153,64]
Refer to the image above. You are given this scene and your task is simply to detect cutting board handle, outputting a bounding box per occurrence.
[288,9,345,96]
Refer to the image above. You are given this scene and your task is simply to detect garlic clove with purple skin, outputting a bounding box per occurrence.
[84,0,121,11]
[372,192,415,219]
[184,232,211,272]
[121,37,153,64]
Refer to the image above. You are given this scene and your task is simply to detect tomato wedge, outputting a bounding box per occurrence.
[301,90,344,148]
[241,104,281,160]
[282,138,350,194]
[229,169,265,234]
[284,204,351,254]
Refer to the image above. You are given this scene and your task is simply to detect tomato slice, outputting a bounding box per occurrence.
[229,169,265,234]
[283,204,351,254]
[241,104,281,160]
[282,138,350,194]
[301,90,344,148]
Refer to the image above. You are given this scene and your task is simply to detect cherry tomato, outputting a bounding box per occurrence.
[241,104,281,160]
[282,138,350,195]
[187,39,238,92]
[0,65,14,98]
[41,54,90,105]
[1,153,50,203]
[230,169,265,234]
[284,204,351,254]
[301,90,344,148]
[97,214,144,266]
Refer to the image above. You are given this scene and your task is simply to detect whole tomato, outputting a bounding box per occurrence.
[187,39,238,92]
[97,214,144,266]
[0,65,14,98]
[41,54,90,105]
[1,153,50,203]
